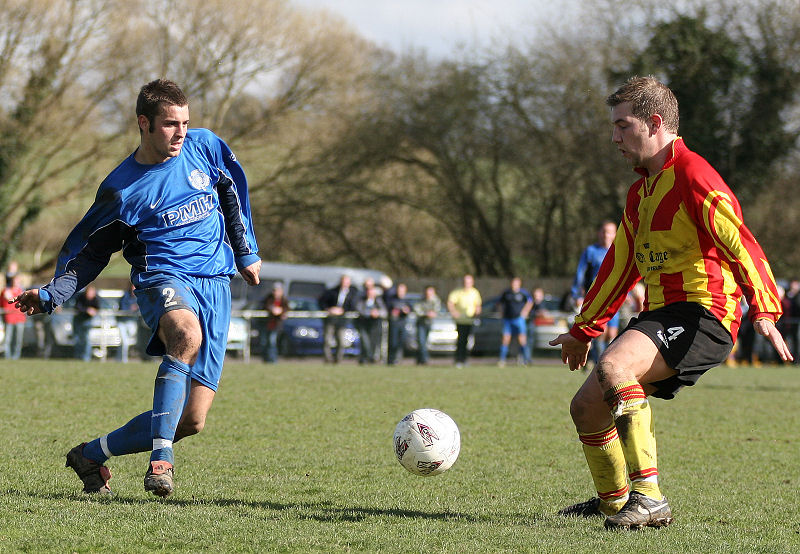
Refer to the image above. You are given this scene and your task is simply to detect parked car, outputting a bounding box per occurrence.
[40,288,135,359]
[470,294,575,356]
[401,293,473,356]
[230,262,389,360]
[230,261,391,311]
[274,296,360,358]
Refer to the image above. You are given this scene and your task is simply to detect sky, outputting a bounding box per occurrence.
[292,0,557,58]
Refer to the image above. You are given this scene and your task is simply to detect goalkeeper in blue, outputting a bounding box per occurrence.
[13,79,262,497]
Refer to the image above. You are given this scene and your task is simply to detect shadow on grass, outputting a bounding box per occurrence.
[5,487,548,524]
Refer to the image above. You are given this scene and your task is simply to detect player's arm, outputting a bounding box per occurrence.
[570,217,639,343]
[549,332,590,371]
[556,213,640,370]
[753,318,793,362]
[13,289,43,316]
[238,259,261,286]
[36,195,127,314]
[212,135,261,282]
[685,175,790,361]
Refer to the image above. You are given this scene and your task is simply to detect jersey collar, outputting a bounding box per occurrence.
[634,137,686,178]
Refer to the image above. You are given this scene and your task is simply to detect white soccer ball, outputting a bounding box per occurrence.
[393,408,460,476]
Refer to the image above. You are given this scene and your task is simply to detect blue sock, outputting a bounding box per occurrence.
[522,343,531,363]
[82,411,153,464]
[150,356,191,465]
[499,344,508,362]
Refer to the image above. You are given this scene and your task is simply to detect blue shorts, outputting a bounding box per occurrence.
[502,317,527,337]
[135,274,231,391]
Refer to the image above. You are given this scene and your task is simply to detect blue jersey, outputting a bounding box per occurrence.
[498,288,533,319]
[570,243,609,300]
[39,128,259,312]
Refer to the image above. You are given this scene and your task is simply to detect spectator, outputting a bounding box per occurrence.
[116,283,139,363]
[318,274,359,363]
[355,279,386,364]
[447,274,482,368]
[386,282,412,365]
[414,285,442,365]
[36,308,58,359]
[73,285,100,361]
[260,282,290,363]
[571,220,620,368]
[497,277,534,367]
[5,260,19,284]
[1,273,26,359]
[527,287,548,354]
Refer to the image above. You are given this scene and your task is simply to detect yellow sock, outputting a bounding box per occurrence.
[579,423,629,515]
[606,380,662,500]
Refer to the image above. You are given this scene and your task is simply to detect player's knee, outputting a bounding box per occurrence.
[569,391,604,428]
[569,393,588,424]
[164,322,202,364]
[178,414,205,437]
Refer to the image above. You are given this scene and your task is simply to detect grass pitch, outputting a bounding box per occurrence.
[0,358,798,553]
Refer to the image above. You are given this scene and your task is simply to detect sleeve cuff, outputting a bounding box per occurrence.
[38,288,54,314]
[235,253,261,271]
[569,325,593,343]
[751,313,777,324]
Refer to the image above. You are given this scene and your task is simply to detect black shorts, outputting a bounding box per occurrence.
[619,302,733,400]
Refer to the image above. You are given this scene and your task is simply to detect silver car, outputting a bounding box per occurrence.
[402,294,474,356]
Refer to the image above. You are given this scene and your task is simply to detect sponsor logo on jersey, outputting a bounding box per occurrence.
[162,194,215,226]
[188,169,211,190]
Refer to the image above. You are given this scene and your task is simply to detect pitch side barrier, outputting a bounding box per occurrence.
[0,306,365,363]
[0,307,128,361]
[4,308,799,364]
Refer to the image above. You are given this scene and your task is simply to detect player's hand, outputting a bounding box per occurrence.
[549,332,591,371]
[754,318,794,363]
[13,289,43,316]
[240,260,261,286]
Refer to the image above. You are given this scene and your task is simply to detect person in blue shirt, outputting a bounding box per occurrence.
[497,277,534,366]
[570,220,618,367]
[13,79,261,498]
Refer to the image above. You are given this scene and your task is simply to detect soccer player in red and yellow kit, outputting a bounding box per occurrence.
[550,76,793,530]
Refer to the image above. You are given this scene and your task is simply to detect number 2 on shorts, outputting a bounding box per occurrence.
[162,287,177,308]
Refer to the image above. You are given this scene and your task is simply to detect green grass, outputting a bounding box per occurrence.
[0,358,798,553]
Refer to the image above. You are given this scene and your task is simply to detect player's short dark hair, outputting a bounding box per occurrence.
[606,76,679,133]
[136,79,187,132]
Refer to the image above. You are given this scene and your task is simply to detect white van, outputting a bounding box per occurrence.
[230,261,391,309]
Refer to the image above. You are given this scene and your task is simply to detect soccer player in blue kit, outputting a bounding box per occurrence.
[570,221,619,366]
[13,79,262,497]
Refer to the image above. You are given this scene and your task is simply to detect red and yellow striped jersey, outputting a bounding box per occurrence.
[571,138,781,342]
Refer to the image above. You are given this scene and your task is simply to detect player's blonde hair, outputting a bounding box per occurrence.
[606,76,679,134]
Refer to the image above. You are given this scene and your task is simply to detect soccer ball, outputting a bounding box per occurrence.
[393,408,460,476]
